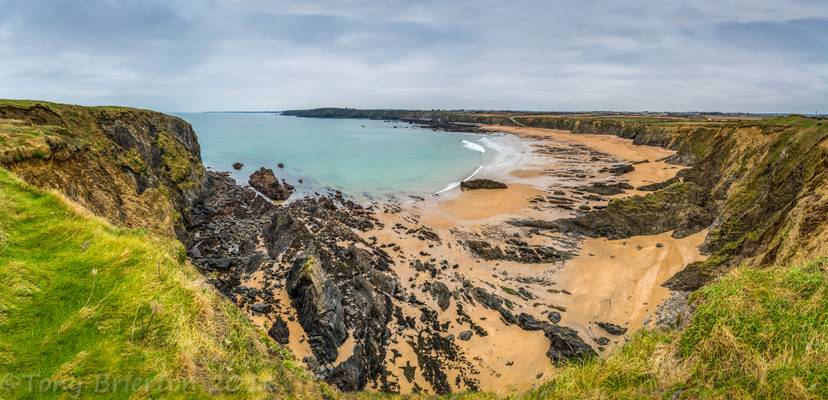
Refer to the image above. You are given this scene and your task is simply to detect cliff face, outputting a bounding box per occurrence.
[0,100,206,238]
[499,115,828,287]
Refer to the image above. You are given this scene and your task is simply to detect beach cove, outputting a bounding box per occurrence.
[181,113,707,393]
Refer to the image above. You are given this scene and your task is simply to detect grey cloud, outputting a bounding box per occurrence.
[0,0,825,113]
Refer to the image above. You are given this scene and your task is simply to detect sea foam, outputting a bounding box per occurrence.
[462,139,486,153]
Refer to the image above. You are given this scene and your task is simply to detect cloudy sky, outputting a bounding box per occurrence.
[0,0,826,113]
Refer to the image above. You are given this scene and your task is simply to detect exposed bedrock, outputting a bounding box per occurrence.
[286,255,348,364]
[464,239,574,263]
[467,284,595,365]
[510,181,716,240]
[263,199,398,390]
[460,178,508,190]
[187,172,398,391]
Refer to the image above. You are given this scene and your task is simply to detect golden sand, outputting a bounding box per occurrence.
[262,123,706,393]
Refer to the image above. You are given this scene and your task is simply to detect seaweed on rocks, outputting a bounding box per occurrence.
[510,182,715,240]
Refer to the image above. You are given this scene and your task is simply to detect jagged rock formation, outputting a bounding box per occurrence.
[249,167,293,200]
[286,255,348,364]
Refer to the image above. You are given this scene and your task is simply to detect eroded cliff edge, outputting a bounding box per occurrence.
[0,100,205,238]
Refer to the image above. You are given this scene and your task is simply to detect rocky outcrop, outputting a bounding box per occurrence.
[545,325,597,364]
[511,182,715,240]
[460,179,508,190]
[249,167,292,200]
[579,181,634,195]
[464,239,573,263]
[286,255,348,364]
[596,322,628,336]
[0,100,206,238]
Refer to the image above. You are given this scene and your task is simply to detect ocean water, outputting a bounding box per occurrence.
[176,113,526,200]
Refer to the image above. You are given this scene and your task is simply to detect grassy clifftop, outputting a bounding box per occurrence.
[0,168,328,399]
[0,100,206,238]
[517,257,828,399]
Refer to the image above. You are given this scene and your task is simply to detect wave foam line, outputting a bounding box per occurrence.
[461,139,486,153]
[433,165,482,195]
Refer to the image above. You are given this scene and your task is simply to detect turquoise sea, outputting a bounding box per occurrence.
[177,113,526,200]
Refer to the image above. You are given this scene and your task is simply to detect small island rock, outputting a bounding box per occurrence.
[248,167,292,200]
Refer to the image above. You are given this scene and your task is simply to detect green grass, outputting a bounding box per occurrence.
[0,168,327,399]
[518,257,828,400]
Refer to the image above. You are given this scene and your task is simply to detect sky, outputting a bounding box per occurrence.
[0,0,826,113]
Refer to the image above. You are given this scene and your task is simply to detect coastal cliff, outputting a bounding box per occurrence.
[285,108,828,288]
[0,100,206,238]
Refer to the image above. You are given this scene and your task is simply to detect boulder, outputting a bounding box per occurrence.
[459,330,473,341]
[267,317,290,345]
[460,179,508,190]
[596,321,628,335]
[427,281,451,311]
[544,325,597,365]
[579,181,634,195]
[548,311,562,323]
[232,162,243,170]
[248,167,292,200]
[607,164,634,174]
[594,336,610,346]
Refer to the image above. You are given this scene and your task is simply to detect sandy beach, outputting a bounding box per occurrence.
[350,124,707,393]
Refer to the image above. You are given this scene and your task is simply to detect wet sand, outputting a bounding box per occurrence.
[485,125,684,192]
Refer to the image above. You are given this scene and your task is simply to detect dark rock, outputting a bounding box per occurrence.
[268,317,290,345]
[470,287,516,324]
[286,255,347,364]
[460,179,508,190]
[518,313,548,331]
[427,282,451,311]
[662,261,714,291]
[511,182,715,241]
[579,181,634,195]
[250,302,270,314]
[596,321,627,335]
[464,239,572,264]
[232,162,243,170]
[248,167,292,200]
[548,311,561,323]
[608,164,634,174]
[459,330,473,341]
[594,336,610,346]
[544,325,597,365]
[637,177,679,191]
[277,162,285,168]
